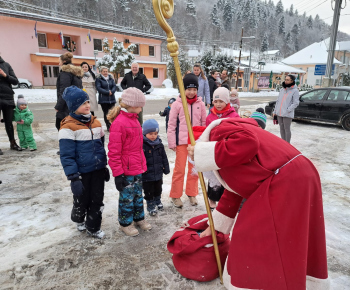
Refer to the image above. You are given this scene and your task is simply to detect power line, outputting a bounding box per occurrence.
[298,0,330,14]
[295,0,322,11]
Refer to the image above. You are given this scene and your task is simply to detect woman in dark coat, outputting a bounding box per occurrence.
[95,66,117,131]
[55,52,83,131]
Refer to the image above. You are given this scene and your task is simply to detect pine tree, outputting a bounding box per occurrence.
[294,9,298,16]
[102,37,110,53]
[242,0,251,20]
[213,54,235,76]
[291,23,300,35]
[186,0,196,16]
[199,50,215,75]
[307,15,313,29]
[223,1,233,31]
[295,38,300,51]
[97,38,136,79]
[261,33,269,52]
[289,4,294,16]
[278,15,285,35]
[275,0,284,16]
[211,4,220,27]
[249,5,258,30]
[217,0,226,10]
[285,32,292,43]
[167,49,192,88]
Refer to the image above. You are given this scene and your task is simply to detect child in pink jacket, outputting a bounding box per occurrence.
[108,87,152,237]
[167,73,207,208]
[206,87,240,209]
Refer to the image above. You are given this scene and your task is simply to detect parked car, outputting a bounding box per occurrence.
[116,81,154,94]
[12,78,32,89]
[265,87,350,131]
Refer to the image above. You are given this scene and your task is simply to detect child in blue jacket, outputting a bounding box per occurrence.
[142,119,170,215]
[159,97,175,132]
[58,86,109,239]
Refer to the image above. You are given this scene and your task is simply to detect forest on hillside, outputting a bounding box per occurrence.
[1,0,349,59]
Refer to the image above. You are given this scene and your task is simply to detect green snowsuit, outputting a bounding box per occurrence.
[13,107,37,149]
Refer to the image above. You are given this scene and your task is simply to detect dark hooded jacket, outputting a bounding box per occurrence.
[0,56,18,105]
[55,64,83,119]
[120,71,151,93]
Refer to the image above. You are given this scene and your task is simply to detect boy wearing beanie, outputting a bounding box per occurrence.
[13,95,37,151]
[159,97,176,132]
[250,108,267,129]
[142,119,170,215]
[58,86,109,239]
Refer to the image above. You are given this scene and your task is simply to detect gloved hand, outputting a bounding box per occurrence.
[67,173,84,197]
[159,111,163,116]
[17,120,24,124]
[0,119,4,123]
[104,167,110,182]
[114,174,128,192]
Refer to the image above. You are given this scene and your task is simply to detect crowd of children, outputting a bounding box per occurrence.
[9,67,267,239]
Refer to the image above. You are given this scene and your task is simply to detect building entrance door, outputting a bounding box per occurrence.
[43,65,60,86]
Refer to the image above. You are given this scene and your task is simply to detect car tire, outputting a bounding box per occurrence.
[341,114,350,131]
[19,83,29,89]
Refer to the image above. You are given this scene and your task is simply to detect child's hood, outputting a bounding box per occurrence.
[61,115,97,126]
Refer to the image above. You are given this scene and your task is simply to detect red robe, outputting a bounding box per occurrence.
[194,118,329,290]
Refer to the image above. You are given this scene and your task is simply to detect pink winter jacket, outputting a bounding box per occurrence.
[206,106,240,126]
[108,109,147,177]
[167,96,207,149]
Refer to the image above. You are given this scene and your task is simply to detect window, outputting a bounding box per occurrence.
[94,39,102,51]
[133,44,139,55]
[53,66,60,78]
[63,36,71,47]
[149,46,155,56]
[326,90,349,102]
[38,33,47,48]
[139,67,144,74]
[43,65,48,77]
[300,90,327,101]
[153,68,159,78]
[315,79,321,86]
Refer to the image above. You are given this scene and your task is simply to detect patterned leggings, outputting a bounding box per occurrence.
[118,174,145,227]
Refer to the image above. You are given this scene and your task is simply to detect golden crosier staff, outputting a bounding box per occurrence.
[152,0,223,284]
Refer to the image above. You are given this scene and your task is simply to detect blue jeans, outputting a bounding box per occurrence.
[118,174,145,226]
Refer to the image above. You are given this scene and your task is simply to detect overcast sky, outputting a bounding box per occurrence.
[273,0,350,37]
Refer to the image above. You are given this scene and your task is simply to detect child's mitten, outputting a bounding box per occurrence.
[67,173,84,196]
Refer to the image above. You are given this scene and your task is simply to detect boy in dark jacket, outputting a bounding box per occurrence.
[58,86,109,239]
[159,97,175,132]
[142,119,170,216]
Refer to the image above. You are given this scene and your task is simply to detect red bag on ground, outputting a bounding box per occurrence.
[167,214,230,282]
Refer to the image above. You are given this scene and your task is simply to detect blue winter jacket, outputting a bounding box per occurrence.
[58,115,107,176]
[95,74,117,104]
[142,137,170,182]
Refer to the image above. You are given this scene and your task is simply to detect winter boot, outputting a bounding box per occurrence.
[76,222,86,232]
[87,229,105,239]
[135,219,152,231]
[155,196,164,211]
[188,196,198,206]
[146,199,158,216]
[120,224,139,237]
[172,198,183,208]
[10,140,22,151]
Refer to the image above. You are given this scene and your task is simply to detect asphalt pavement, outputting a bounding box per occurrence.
[29,97,277,123]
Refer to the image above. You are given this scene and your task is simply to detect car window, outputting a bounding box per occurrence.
[346,93,350,102]
[300,90,327,101]
[326,90,350,102]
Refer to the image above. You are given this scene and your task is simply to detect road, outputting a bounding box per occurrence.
[29,96,277,123]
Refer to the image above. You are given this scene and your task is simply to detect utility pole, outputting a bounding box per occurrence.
[235,28,244,89]
[324,0,343,87]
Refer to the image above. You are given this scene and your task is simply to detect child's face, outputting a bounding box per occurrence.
[128,106,142,114]
[213,99,226,111]
[185,88,197,99]
[145,131,158,141]
[19,104,27,110]
[75,101,91,115]
[169,103,173,108]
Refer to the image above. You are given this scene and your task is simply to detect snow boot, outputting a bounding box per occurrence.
[10,140,22,151]
[135,219,152,231]
[172,198,183,208]
[155,196,164,211]
[120,224,139,237]
[146,199,158,216]
[188,196,198,206]
[87,229,105,239]
[76,222,86,232]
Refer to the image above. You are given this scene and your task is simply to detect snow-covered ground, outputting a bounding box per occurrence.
[0,104,349,289]
[14,88,279,103]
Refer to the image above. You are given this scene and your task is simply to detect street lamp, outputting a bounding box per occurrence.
[93,50,99,71]
[241,36,255,92]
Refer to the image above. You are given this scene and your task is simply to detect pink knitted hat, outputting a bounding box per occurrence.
[213,87,230,104]
[121,87,146,107]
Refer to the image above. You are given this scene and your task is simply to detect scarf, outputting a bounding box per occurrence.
[143,135,161,146]
[282,81,295,88]
[212,103,231,116]
[186,95,198,105]
[101,74,109,81]
[70,112,92,124]
[83,71,91,78]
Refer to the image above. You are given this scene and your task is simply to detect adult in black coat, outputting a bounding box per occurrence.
[120,62,152,125]
[0,56,21,153]
[54,52,83,131]
[207,70,218,109]
[95,67,117,131]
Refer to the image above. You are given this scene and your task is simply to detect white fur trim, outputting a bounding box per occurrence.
[199,118,224,142]
[222,259,330,290]
[306,276,330,290]
[210,209,235,235]
[194,141,220,172]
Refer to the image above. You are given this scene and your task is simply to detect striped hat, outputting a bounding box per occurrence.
[250,109,267,129]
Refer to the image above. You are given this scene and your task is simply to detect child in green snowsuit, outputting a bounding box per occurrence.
[13,95,37,151]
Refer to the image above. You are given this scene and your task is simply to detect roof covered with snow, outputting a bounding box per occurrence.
[282,40,342,65]
[337,41,350,51]
[220,48,250,58]
[241,60,305,74]
[265,50,280,55]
